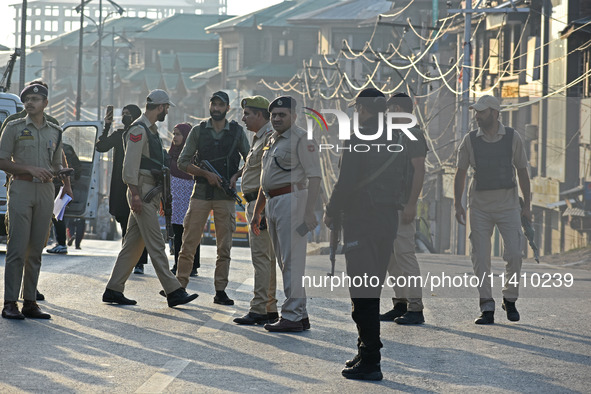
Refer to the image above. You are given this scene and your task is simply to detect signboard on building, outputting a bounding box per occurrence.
[531,177,560,207]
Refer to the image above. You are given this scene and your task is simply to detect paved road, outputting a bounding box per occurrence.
[0,240,589,393]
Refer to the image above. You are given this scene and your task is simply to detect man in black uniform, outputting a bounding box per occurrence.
[324,88,405,381]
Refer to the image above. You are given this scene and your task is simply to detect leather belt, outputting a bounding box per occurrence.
[13,174,34,182]
[267,183,307,198]
[243,191,259,203]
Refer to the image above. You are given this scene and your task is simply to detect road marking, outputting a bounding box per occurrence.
[135,359,190,393]
[136,277,252,390]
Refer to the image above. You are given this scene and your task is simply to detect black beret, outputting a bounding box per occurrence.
[268,96,297,112]
[20,84,48,102]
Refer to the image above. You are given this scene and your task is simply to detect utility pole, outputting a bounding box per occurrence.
[97,0,103,120]
[18,0,27,92]
[447,0,529,255]
[76,0,85,120]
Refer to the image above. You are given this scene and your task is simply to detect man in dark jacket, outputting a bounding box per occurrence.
[325,88,406,381]
[95,104,148,273]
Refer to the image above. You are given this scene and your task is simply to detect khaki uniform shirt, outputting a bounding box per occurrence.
[241,122,273,194]
[177,119,250,200]
[261,125,321,192]
[0,115,62,173]
[457,121,528,212]
[122,113,160,186]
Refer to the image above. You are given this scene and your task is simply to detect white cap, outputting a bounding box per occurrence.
[147,89,175,107]
[469,95,501,112]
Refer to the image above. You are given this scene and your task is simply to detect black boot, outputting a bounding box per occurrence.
[167,288,198,308]
[379,302,407,321]
[474,311,494,324]
[214,290,234,305]
[342,359,383,381]
[102,289,137,305]
[502,298,520,321]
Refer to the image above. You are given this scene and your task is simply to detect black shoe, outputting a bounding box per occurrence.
[214,290,234,306]
[502,298,520,321]
[167,288,198,308]
[21,300,51,319]
[171,265,177,275]
[36,290,45,301]
[190,268,198,277]
[345,353,361,368]
[380,303,407,321]
[267,312,279,323]
[395,311,425,325]
[133,265,144,275]
[301,317,310,330]
[474,311,494,324]
[233,312,268,325]
[102,289,137,305]
[341,361,383,381]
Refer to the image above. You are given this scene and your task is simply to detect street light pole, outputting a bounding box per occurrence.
[19,0,27,92]
[97,0,102,120]
[76,0,84,120]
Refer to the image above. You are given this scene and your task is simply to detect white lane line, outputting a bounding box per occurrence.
[135,359,190,394]
[136,277,252,390]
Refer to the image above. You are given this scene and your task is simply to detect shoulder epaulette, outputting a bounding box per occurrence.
[6,118,26,127]
[47,121,62,132]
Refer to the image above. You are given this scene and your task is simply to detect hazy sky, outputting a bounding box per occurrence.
[0,0,283,49]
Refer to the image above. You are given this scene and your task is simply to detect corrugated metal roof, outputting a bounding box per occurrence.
[11,0,199,6]
[228,63,299,79]
[135,14,232,41]
[288,0,393,24]
[32,17,151,49]
[158,54,177,72]
[206,2,297,32]
[190,66,220,80]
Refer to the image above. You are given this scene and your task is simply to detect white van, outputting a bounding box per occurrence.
[0,92,23,235]
[0,93,101,236]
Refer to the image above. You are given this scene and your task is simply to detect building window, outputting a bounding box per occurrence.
[225,47,238,74]
[278,40,293,57]
[279,40,285,56]
[489,38,499,74]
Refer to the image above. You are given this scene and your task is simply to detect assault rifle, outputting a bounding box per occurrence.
[519,197,540,263]
[143,167,174,241]
[200,160,245,209]
[327,214,342,276]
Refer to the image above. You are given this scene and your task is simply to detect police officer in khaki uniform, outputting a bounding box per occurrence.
[380,93,428,325]
[454,95,531,324]
[102,89,198,308]
[0,84,67,319]
[233,95,278,326]
[251,96,321,333]
[176,91,250,306]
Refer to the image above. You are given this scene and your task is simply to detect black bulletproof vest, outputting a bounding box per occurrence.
[469,127,516,191]
[195,121,241,183]
[357,125,406,210]
[127,122,165,171]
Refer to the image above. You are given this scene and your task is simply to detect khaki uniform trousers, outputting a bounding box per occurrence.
[106,180,181,294]
[387,212,424,312]
[469,207,523,312]
[245,201,277,315]
[266,189,308,322]
[4,180,54,301]
[177,198,235,290]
